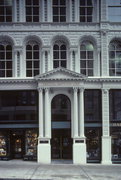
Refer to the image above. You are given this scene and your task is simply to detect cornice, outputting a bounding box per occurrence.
[0,78,35,84]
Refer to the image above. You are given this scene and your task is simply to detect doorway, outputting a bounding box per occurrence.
[51,94,72,159]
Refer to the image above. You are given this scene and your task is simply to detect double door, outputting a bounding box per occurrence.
[51,129,72,159]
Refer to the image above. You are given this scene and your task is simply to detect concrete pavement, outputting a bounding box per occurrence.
[0,160,121,180]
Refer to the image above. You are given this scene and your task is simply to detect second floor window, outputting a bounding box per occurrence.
[109,41,121,76]
[0,43,12,77]
[26,0,39,22]
[79,0,93,22]
[53,41,67,68]
[0,0,12,22]
[108,0,121,22]
[80,41,94,76]
[26,42,40,77]
[53,0,66,22]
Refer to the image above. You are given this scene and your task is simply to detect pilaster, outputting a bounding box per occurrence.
[101,88,112,164]
[73,87,78,137]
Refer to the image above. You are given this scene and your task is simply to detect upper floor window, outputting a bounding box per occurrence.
[53,41,67,68]
[79,0,93,22]
[26,0,39,22]
[108,0,121,22]
[0,43,12,77]
[53,0,66,22]
[80,41,94,76]
[26,41,40,77]
[0,0,12,22]
[109,41,121,76]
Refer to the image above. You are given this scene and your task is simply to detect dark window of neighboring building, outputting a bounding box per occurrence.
[0,91,38,122]
[0,44,12,77]
[26,42,40,77]
[80,41,94,76]
[53,41,67,68]
[0,0,12,22]
[84,90,102,122]
[79,0,93,22]
[26,0,39,22]
[109,41,121,76]
[108,0,121,22]
[110,90,121,121]
[53,0,66,22]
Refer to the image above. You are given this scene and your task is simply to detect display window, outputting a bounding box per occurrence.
[111,128,121,162]
[0,132,8,157]
[85,128,101,162]
[25,130,38,157]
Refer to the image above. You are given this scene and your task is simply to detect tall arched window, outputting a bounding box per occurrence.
[0,43,12,77]
[80,41,94,76]
[53,41,67,68]
[109,41,121,76]
[26,41,40,77]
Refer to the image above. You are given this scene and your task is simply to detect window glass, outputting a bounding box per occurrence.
[0,0,12,22]
[53,0,66,22]
[80,0,93,22]
[108,0,121,22]
[26,0,39,22]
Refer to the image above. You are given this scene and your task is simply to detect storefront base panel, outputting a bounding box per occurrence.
[73,140,86,164]
[38,143,51,164]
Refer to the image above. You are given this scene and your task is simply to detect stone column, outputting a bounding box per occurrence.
[37,87,51,164]
[101,89,112,164]
[73,88,86,164]
[73,87,78,137]
[14,50,18,77]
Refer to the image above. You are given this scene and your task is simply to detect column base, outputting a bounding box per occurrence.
[101,136,112,165]
[73,138,86,164]
[37,138,51,164]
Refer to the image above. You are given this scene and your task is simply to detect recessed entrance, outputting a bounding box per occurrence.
[51,94,72,160]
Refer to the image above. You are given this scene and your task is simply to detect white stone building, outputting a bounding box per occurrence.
[0,0,121,164]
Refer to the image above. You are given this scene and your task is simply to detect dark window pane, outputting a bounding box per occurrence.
[80,0,85,6]
[80,7,85,15]
[0,0,4,5]
[26,61,32,68]
[34,70,39,76]
[6,52,12,59]
[81,51,86,59]
[26,7,32,15]
[109,51,115,59]
[0,7,4,14]
[26,52,32,59]
[6,61,12,69]
[33,7,39,15]
[6,7,12,15]
[88,60,93,68]
[33,16,39,22]
[53,0,59,5]
[54,45,59,50]
[87,16,92,22]
[0,61,5,69]
[87,7,93,15]
[53,7,59,15]
[34,52,39,59]
[6,16,12,22]
[6,70,12,77]
[80,16,85,22]
[61,60,66,68]
[81,69,86,75]
[54,51,59,59]
[26,0,31,5]
[0,70,5,77]
[87,0,92,6]
[60,7,66,15]
[60,16,66,22]
[5,0,12,6]
[26,45,32,50]
[33,45,39,50]
[34,61,39,68]
[60,0,66,5]
[26,16,32,22]
[53,60,59,68]
[88,51,93,59]
[53,16,59,22]
[81,60,86,68]
[0,45,4,51]
[61,51,66,59]
[0,52,5,59]
[27,70,32,77]
[33,0,39,5]
[0,16,4,22]
[60,45,66,50]
[6,45,12,50]
[88,69,93,76]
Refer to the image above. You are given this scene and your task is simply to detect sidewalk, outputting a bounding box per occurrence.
[0,160,121,180]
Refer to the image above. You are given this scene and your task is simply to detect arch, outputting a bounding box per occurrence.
[51,34,70,47]
[79,35,97,48]
[0,35,15,46]
[109,37,121,46]
[23,35,43,46]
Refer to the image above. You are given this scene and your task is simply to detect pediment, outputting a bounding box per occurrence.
[35,68,86,81]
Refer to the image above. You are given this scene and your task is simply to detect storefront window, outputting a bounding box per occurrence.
[85,128,101,162]
[111,129,121,162]
[0,132,8,157]
[25,130,37,157]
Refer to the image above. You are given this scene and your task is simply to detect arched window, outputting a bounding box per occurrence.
[80,41,94,76]
[53,41,67,68]
[0,43,12,77]
[26,41,40,77]
[109,41,121,76]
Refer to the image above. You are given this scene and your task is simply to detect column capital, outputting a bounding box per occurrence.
[102,88,110,94]
[73,87,78,92]
[44,87,50,92]
[37,87,43,93]
[79,87,84,92]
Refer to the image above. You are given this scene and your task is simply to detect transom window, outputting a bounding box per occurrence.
[26,0,39,22]
[53,41,67,68]
[0,0,12,22]
[79,0,93,22]
[26,42,40,77]
[0,43,12,77]
[109,41,121,76]
[80,41,94,76]
[53,0,66,22]
[108,0,121,22]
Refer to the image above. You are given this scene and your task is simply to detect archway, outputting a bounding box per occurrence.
[51,94,72,159]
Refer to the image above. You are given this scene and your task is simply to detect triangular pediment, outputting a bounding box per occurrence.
[35,68,86,81]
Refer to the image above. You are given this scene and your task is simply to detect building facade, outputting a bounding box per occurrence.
[0,0,121,164]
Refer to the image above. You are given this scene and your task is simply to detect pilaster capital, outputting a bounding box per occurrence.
[42,46,51,54]
[37,87,43,93]
[73,87,78,92]
[69,47,78,54]
[13,46,23,54]
[102,88,110,94]
[44,87,50,93]
[78,87,84,93]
